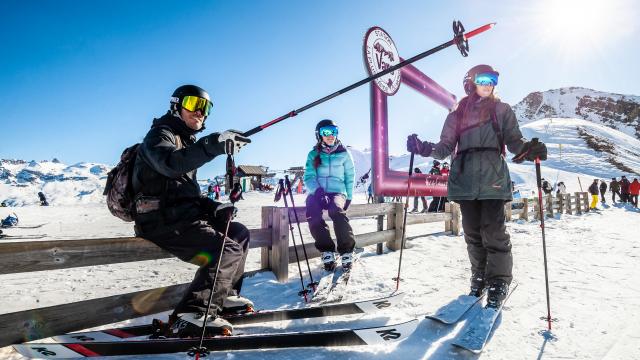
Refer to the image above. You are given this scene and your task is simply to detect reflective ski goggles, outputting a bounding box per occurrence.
[318,125,339,137]
[474,72,499,86]
[181,95,213,116]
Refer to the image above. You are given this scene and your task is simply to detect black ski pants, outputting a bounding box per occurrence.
[306,193,355,255]
[412,196,427,211]
[612,190,621,203]
[459,199,513,285]
[140,219,250,315]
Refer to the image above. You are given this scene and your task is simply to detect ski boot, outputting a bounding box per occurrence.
[486,279,509,309]
[222,294,255,314]
[468,272,485,297]
[322,252,336,271]
[340,252,354,271]
[167,312,233,338]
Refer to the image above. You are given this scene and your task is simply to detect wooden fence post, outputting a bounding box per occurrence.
[260,206,273,271]
[564,194,572,215]
[533,197,540,220]
[557,194,564,214]
[445,202,451,232]
[546,194,554,218]
[386,202,404,251]
[520,198,529,221]
[505,201,512,221]
[574,192,582,214]
[450,202,461,235]
[582,192,590,212]
[268,207,289,282]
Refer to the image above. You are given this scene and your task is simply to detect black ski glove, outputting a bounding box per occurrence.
[214,203,237,221]
[406,134,433,157]
[343,199,351,211]
[512,138,548,163]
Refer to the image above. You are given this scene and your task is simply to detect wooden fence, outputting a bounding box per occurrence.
[506,192,590,221]
[0,202,461,347]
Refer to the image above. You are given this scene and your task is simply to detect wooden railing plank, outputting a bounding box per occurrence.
[0,229,272,275]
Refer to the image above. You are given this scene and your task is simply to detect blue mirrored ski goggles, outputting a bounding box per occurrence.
[318,125,339,137]
[474,72,499,86]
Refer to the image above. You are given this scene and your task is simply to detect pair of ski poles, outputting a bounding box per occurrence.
[275,175,318,302]
[394,154,554,331]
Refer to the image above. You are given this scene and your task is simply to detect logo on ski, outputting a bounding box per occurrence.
[31,347,56,356]
[375,328,402,341]
[364,26,401,96]
[372,300,391,309]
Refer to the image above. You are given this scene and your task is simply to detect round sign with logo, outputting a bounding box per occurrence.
[363,26,401,96]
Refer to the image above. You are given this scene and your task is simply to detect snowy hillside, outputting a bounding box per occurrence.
[0,159,109,207]
[513,87,640,140]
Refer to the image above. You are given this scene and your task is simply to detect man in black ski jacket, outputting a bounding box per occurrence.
[599,180,607,204]
[610,178,621,203]
[132,85,252,337]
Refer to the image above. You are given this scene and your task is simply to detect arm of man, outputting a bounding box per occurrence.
[140,127,225,179]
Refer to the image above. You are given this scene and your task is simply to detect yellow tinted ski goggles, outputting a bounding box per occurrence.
[181,96,212,116]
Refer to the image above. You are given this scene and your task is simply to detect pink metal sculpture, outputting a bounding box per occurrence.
[370,61,457,196]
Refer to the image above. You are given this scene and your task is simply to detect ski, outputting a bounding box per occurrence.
[425,292,486,324]
[452,282,519,353]
[312,250,362,304]
[15,319,419,358]
[51,292,406,343]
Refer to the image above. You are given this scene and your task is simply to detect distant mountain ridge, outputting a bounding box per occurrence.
[512,87,640,140]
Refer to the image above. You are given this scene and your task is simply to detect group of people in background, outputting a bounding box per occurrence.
[593,176,640,208]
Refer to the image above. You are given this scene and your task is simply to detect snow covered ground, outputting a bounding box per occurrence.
[1,189,640,359]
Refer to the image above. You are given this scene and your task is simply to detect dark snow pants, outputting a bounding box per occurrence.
[306,193,355,255]
[140,220,250,315]
[458,199,513,285]
[612,190,621,203]
[412,196,427,211]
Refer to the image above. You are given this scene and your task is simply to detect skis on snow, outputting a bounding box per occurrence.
[311,249,362,303]
[425,292,486,324]
[49,292,405,343]
[451,282,519,353]
[14,319,419,358]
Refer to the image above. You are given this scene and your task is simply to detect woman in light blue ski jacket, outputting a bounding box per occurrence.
[304,119,356,271]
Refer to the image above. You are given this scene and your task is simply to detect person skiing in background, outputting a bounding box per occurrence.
[599,179,607,204]
[556,181,567,196]
[410,167,428,213]
[367,182,374,204]
[620,176,631,203]
[406,64,547,308]
[629,178,640,208]
[610,177,621,203]
[541,178,553,195]
[37,192,49,206]
[132,85,253,337]
[441,161,450,176]
[304,119,356,271]
[428,160,446,212]
[588,179,599,209]
[207,183,215,200]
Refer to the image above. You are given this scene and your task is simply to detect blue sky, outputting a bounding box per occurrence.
[2,0,638,179]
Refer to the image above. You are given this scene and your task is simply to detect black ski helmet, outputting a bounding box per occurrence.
[170,84,211,113]
[433,160,441,167]
[315,119,338,141]
[463,64,499,95]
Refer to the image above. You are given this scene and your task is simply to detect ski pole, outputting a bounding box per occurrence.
[191,210,234,360]
[393,153,415,291]
[241,22,495,138]
[284,175,318,290]
[535,157,553,331]
[277,179,312,302]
